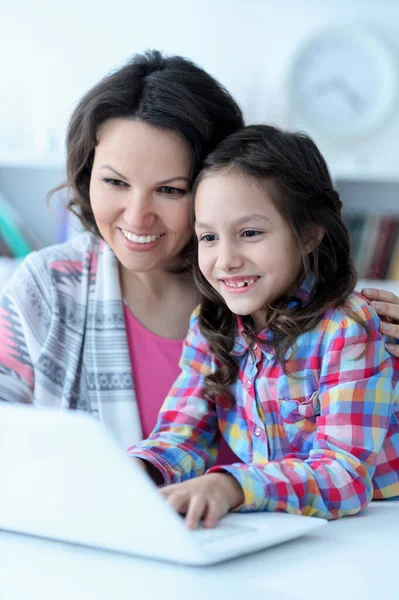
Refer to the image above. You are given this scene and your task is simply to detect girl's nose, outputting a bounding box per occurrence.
[217,242,244,272]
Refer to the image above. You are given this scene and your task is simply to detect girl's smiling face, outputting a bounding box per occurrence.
[194,169,303,331]
[90,118,193,274]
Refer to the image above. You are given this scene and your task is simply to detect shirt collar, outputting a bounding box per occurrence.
[231,273,315,357]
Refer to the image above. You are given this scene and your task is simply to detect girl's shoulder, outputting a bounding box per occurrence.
[185,305,212,352]
[324,290,379,328]
[186,305,202,341]
[314,290,381,347]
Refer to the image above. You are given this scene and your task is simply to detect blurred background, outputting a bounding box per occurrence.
[0,0,398,291]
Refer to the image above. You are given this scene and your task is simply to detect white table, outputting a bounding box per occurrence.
[0,501,397,600]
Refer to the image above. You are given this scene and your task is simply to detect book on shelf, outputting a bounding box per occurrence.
[344,212,399,281]
[366,218,399,280]
[387,234,399,280]
[0,190,38,258]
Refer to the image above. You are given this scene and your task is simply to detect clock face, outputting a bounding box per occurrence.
[289,28,398,139]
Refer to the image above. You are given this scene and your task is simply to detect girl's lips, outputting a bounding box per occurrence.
[219,276,260,294]
[118,228,165,252]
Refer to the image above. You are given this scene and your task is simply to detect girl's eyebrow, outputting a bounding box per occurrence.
[195,213,271,229]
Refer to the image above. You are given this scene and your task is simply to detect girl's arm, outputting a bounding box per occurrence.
[127,308,220,484]
[209,308,397,520]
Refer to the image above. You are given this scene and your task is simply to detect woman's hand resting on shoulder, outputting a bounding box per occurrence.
[362,288,399,358]
[160,473,245,529]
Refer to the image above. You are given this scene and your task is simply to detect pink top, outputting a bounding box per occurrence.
[124,305,239,465]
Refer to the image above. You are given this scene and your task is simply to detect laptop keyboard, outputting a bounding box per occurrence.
[190,522,258,545]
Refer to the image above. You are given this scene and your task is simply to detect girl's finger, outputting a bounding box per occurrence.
[163,490,190,516]
[362,288,399,305]
[371,301,399,322]
[184,495,207,530]
[385,343,399,358]
[203,498,226,529]
[159,484,175,498]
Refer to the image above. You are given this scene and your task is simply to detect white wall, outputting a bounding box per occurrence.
[0,0,398,246]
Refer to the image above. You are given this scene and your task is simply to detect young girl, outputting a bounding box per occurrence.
[128,125,399,527]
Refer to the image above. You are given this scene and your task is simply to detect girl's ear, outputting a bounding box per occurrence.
[305,226,325,254]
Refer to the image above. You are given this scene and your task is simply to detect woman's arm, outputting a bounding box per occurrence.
[362,288,399,357]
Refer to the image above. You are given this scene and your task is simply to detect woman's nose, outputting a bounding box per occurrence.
[123,192,156,230]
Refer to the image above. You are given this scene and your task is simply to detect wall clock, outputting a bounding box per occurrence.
[288,27,398,139]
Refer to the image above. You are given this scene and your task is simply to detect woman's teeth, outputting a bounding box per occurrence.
[224,278,257,288]
[121,229,164,244]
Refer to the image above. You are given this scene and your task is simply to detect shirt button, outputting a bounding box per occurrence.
[255,426,262,437]
[246,381,251,390]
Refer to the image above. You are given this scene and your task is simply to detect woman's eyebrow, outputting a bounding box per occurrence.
[156,176,189,185]
[98,167,188,186]
[99,165,128,180]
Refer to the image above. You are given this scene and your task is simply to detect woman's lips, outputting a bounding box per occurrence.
[118,227,166,252]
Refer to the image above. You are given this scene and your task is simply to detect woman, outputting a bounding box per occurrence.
[0,50,397,453]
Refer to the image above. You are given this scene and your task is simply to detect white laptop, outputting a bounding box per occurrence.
[0,403,327,566]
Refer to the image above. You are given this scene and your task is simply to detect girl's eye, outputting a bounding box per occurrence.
[158,186,187,197]
[199,234,217,243]
[242,229,262,238]
[103,178,127,187]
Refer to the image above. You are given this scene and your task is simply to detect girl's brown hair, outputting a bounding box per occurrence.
[191,125,366,405]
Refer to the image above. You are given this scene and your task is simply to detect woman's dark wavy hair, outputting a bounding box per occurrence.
[50,49,243,271]
[191,124,366,405]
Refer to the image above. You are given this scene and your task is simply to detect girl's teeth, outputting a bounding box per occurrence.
[121,230,163,244]
[225,279,256,288]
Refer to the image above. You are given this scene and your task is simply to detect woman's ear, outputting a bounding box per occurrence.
[305,226,325,254]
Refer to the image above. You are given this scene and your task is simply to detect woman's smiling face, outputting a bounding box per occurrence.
[90,118,193,273]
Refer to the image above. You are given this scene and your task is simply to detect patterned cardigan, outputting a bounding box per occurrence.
[0,232,142,449]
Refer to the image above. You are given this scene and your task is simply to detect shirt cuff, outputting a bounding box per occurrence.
[207,463,269,512]
[128,449,178,486]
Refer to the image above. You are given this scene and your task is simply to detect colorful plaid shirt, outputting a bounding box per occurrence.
[128,284,399,520]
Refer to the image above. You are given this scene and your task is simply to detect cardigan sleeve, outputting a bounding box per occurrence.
[0,252,52,404]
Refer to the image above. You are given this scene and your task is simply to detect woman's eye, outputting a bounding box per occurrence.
[103,178,127,187]
[158,186,186,197]
[242,229,262,238]
[199,234,217,243]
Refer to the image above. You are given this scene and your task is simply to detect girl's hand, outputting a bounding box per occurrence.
[362,288,399,358]
[160,472,245,529]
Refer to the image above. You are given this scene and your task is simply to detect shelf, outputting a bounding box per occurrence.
[0,153,398,182]
[0,152,65,169]
[356,279,399,295]
[331,167,399,183]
